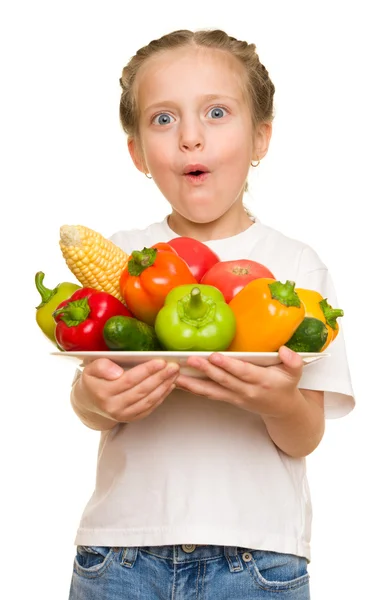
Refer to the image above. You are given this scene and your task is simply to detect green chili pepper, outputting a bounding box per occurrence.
[35,271,80,343]
[154,284,236,351]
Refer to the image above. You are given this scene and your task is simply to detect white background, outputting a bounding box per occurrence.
[1,1,382,598]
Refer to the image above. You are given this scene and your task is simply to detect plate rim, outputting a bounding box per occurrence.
[51,350,330,359]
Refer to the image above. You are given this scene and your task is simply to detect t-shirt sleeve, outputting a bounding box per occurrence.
[294,248,355,419]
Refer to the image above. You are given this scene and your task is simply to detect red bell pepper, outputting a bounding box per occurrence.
[119,242,197,326]
[167,236,220,282]
[53,287,132,351]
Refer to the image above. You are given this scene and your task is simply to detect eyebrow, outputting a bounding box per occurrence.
[143,94,240,114]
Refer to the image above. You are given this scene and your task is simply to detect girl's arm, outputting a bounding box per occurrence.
[261,388,324,457]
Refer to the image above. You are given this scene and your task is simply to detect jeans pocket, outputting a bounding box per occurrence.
[74,546,115,578]
[244,549,310,592]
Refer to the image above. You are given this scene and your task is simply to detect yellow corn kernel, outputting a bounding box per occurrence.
[59,225,129,303]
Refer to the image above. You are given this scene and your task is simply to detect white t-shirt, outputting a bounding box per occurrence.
[73,217,355,560]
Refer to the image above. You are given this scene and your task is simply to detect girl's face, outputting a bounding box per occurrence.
[129,46,271,231]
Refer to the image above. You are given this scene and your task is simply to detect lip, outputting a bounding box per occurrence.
[182,163,210,175]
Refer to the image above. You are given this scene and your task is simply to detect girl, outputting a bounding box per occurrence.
[69,29,354,599]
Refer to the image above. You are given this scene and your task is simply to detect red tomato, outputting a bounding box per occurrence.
[200,259,275,303]
[167,237,220,282]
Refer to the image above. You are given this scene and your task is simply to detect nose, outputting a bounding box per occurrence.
[179,117,204,152]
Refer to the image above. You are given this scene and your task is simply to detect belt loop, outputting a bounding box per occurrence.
[224,546,243,572]
[121,546,138,568]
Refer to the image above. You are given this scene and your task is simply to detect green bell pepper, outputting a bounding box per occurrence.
[35,271,80,343]
[154,284,236,351]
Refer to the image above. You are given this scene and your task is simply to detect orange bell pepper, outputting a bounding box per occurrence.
[228,279,305,352]
[119,243,197,325]
[295,288,344,351]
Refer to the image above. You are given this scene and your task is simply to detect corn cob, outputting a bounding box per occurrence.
[59,225,129,303]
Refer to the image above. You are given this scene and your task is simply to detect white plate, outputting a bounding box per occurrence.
[51,350,329,378]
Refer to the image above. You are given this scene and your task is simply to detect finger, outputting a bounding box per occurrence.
[98,365,179,421]
[207,353,265,382]
[110,362,179,408]
[96,359,170,396]
[175,373,238,404]
[84,359,174,404]
[84,358,125,380]
[187,354,262,391]
[120,359,170,388]
[120,378,177,422]
[122,360,180,399]
[278,346,303,378]
[186,357,242,393]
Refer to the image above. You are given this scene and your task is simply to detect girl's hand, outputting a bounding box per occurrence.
[175,346,303,417]
[72,358,180,429]
[176,346,324,457]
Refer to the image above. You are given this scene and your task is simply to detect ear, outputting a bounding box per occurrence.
[128,138,148,174]
[252,122,272,161]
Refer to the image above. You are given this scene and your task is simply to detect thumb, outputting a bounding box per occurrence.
[278,346,303,379]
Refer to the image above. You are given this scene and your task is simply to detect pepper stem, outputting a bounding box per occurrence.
[319,298,344,329]
[177,287,216,328]
[53,298,91,327]
[128,247,158,276]
[268,280,301,308]
[35,272,58,308]
[185,287,209,319]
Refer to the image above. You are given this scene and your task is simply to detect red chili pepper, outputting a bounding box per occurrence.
[53,287,132,351]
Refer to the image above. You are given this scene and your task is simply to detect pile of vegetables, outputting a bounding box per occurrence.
[35,224,344,353]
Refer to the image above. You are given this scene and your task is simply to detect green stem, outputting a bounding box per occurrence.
[128,247,158,276]
[35,272,58,308]
[268,280,301,308]
[186,287,209,319]
[178,287,215,327]
[319,298,344,329]
[53,298,91,326]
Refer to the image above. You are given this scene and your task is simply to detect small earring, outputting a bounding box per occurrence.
[251,160,260,168]
[145,172,152,179]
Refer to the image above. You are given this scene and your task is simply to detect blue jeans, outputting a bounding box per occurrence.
[69,544,310,599]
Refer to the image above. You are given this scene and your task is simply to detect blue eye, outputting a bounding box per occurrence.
[153,113,174,125]
[208,106,227,119]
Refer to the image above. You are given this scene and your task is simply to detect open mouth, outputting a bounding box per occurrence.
[183,164,210,181]
[188,170,204,176]
[184,170,209,183]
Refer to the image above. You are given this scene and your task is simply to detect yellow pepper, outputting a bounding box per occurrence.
[228,279,305,352]
[35,272,80,343]
[295,288,344,351]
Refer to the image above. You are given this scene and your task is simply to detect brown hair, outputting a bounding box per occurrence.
[119,29,275,139]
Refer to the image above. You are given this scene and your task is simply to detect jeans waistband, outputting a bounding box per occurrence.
[121,545,243,571]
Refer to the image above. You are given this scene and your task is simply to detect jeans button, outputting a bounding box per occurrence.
[182,544,196,553]
[242,552,252,562]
